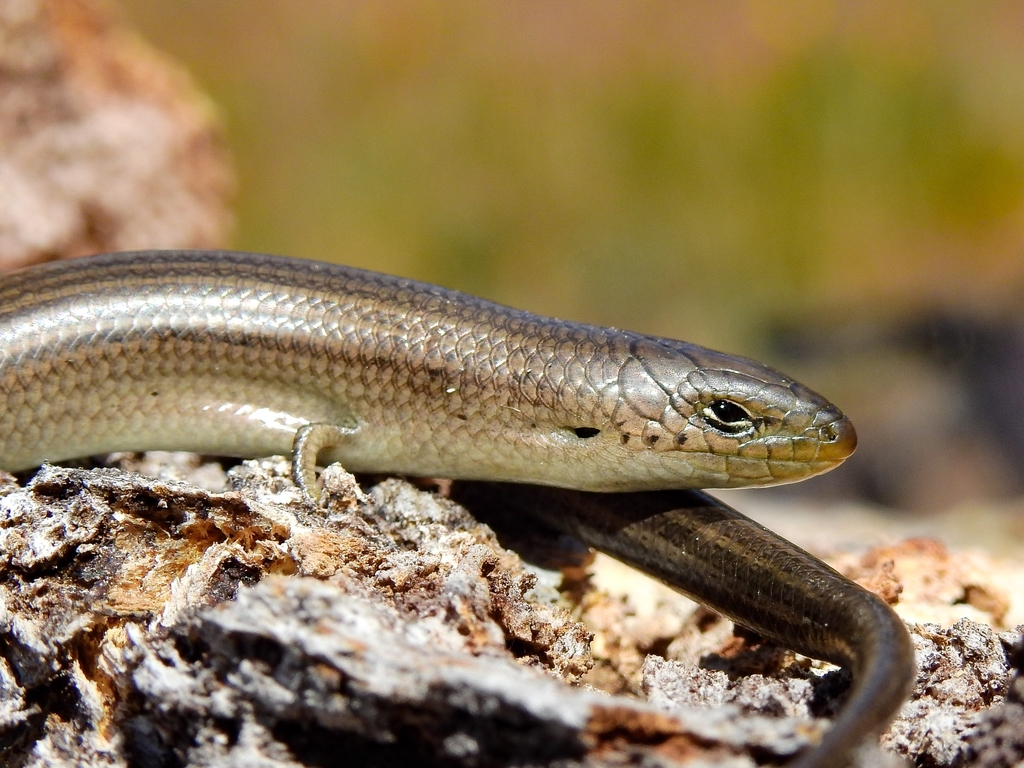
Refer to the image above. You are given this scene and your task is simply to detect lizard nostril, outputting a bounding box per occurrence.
[818,416,857,461]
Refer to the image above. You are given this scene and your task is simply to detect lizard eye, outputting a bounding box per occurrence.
[702,399,754,435]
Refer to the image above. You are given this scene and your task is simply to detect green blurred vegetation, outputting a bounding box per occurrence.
[116,0,1024,356]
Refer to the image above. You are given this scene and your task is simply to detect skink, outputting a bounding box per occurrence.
[0,250,912,766]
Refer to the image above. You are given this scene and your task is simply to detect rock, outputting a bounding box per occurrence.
[1,455,1023,766]
[0,0,232,272]
[0,459,746,766]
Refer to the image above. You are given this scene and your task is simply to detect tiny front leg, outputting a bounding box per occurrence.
[292,423,358,504]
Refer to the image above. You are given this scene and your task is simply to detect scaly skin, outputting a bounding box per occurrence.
[453,483,916,768]
[0,250,909,766]
[0,250,854,489]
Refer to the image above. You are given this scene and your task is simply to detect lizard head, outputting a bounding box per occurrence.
[554,336,856,491]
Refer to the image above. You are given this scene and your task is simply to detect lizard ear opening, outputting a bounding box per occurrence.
[572,427,601,439]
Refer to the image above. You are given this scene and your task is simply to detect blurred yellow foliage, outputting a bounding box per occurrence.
[116,0,1024,354]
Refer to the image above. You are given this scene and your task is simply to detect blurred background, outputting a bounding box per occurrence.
[111,0,1024,516]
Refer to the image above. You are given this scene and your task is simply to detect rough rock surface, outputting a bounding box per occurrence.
[0,0,233,272]
[0,454,1022,767]
[0,458,753,767]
